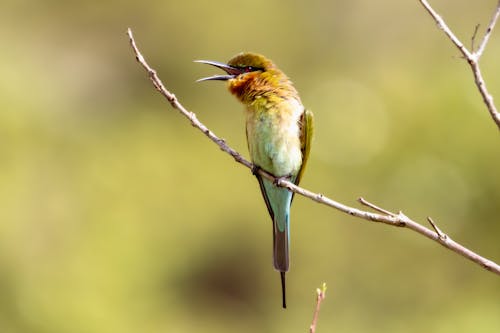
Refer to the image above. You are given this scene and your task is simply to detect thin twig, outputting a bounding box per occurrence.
[475,0,500,58]
[310,283,327,333]
[126,28,500,275]
[417,0,500,130]
[358,197,395,216]
[427,217,447,241]
[470,24,481,52]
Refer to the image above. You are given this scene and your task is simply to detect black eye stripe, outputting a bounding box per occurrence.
[238,66,263,72]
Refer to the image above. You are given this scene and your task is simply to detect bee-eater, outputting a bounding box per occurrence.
[196,53,313,308]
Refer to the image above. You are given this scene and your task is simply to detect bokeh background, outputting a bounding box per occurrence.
[1,0,499,332]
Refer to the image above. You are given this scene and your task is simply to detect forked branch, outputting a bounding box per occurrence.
[418,0,500,129]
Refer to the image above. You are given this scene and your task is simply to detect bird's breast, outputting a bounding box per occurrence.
[246,98,303,177]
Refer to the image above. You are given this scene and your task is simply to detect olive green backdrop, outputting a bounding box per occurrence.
[1,0,499,332]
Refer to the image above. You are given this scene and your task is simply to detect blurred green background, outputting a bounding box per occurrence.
[1,0,499,332]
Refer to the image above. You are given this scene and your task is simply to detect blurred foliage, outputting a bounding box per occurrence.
[0,0,499,332]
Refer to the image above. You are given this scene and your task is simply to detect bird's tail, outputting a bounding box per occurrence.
[273,213,290,272]
[257,177,293,309]
[273,198,290,309]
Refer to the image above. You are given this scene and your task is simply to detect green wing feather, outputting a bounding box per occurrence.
[294,108,314,190]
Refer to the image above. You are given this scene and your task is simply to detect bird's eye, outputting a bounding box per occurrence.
[242,66,262,73]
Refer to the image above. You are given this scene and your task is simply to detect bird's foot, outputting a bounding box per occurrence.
[273,174,292,187]
[251,164,261,176]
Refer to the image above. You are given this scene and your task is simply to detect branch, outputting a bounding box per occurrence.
[475,1,500,58]
[309,283,327,333]
[126,28,500,275]
[418,0,500,130]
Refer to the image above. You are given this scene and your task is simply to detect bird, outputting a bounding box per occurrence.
[196,52,313,308]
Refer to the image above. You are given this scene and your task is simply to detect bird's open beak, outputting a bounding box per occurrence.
[195,60,244,82]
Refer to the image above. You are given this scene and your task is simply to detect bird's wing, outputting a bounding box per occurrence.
[256,173,275,221]
[293,109,314,194]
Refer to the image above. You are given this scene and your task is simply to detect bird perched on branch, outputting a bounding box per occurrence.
[196,52,313,309]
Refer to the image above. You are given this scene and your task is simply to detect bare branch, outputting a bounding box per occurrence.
[418,0,500,130]
[418,0,472,59]
[469,61,500,128]
[127,28,255,171]
[309,283,327,333]
[126,28,500,276]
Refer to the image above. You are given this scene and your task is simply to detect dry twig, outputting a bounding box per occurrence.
[126,28,500,275]
[309,283,327,333]
[418,0,500,130]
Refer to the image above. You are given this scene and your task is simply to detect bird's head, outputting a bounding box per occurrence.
[196,52,297,104]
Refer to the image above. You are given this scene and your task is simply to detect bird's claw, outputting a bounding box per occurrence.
[273,175,292,186]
